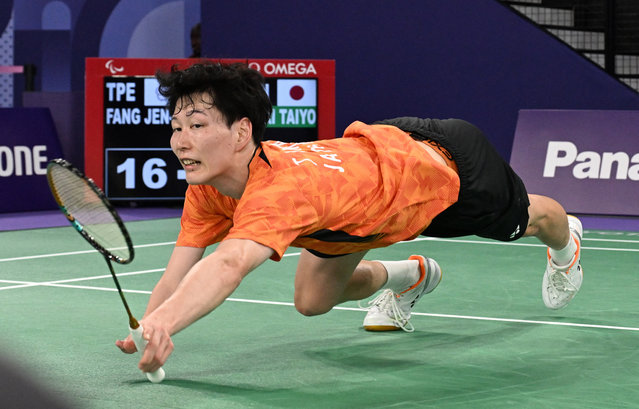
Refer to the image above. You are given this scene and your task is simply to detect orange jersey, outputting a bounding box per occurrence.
[177,121,460,261]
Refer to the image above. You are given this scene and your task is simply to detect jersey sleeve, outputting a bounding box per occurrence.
[176,185,234,248]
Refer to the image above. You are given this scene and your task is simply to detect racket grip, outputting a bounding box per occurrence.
[129,325,166,383]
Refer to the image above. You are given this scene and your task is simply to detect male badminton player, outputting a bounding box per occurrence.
[116,62,583,374]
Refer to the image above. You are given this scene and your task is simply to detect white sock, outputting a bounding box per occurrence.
[549,235,578,266]
[379,259,420,293]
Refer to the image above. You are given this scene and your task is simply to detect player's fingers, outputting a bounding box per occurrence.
[146,331,173,373]
[137,327,156,368]
[138,327,162,371]
[115,338,137,354]
[140,328,172,373]
[152,335,174,372]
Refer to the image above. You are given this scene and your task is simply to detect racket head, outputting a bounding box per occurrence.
[46,158,134,264]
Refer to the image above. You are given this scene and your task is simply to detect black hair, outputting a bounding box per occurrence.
[156,62,272,144]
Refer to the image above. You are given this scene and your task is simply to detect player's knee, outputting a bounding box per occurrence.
[294,296,332,317]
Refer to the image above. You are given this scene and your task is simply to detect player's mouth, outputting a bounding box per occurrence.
[181,158,201,169]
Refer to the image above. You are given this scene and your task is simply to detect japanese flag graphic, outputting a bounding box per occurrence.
[276,79,316,107]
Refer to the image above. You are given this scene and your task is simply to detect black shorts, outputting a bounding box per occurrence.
[374,117,530,242]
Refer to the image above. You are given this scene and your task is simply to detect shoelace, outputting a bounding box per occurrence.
[362,289,415,333]
[549,268,579,294]
[547,242,581,296]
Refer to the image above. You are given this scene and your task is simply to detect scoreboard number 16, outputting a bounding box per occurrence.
[117,157,168,189]
[105,145,189,200]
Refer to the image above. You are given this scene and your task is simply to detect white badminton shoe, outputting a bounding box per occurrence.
[542,215,584,309]
[363,255,442,332]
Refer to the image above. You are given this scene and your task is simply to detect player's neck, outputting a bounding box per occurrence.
[211,142,257,199]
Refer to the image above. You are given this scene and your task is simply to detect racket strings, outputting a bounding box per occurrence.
[49,165,131,262]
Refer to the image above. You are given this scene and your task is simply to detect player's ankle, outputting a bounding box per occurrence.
[549,234,578,266]
[378,259,420,293]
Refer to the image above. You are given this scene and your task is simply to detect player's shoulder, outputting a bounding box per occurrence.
[185,184,236,210]
[258,140,334,165]
[186,183,218,196]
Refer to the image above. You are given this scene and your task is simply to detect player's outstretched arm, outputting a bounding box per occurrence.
[115,245,205,354]
[135,238,274,371]
[144,246,207,317]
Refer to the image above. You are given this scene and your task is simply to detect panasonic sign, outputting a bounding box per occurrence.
[510,110,639,216]
[543,141,639,180]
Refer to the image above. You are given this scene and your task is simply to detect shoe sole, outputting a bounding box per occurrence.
[364,324,404,332]
[364,256,442,332]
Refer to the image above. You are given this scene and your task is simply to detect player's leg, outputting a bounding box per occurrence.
[523,194,570,248]
[405,118,583,309]
[294,249,441,332]
[524,194,583,309]
[293,249,374,316]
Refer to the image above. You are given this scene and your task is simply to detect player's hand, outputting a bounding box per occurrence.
[115,335,137,354]
[137,319,174,373]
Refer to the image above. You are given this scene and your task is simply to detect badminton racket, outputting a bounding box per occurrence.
[46,158,165,383]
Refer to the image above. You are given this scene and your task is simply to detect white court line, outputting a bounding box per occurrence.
[0,281,154,294]
[585,237,639,243]
[2,247,637,332]
[3,278,638,332]
[0,241,177,262]
[2,236,639,263]
[410,236,639,252]
[0,253,303,291]
[0,253,305,290]
[0,268,164,291]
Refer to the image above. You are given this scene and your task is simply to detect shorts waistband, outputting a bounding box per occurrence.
[421,140,459,174]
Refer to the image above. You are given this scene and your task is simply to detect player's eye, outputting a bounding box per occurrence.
[172,127,181,133]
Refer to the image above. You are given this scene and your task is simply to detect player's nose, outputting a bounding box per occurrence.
[170,130,191,151]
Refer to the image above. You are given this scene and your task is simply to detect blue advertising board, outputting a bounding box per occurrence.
[0,108,64,213]
[510,110,639,216]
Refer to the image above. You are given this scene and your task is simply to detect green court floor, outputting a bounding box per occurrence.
[1,217,638,408]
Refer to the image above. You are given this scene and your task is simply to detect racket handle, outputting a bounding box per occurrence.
[129,325,166,383]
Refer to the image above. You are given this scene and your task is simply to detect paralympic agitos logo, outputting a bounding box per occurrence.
[543,141,639,180]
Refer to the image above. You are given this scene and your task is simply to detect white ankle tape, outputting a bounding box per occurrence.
[378,259,420,293]
[550,234,578,266]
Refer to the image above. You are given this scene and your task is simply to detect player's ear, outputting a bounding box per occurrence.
[235,117,253,150]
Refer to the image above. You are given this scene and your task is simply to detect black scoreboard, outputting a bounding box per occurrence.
[103,76,181,199]
[85,58,335,201]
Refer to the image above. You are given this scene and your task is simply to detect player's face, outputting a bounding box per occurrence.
[170,94,238,186]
